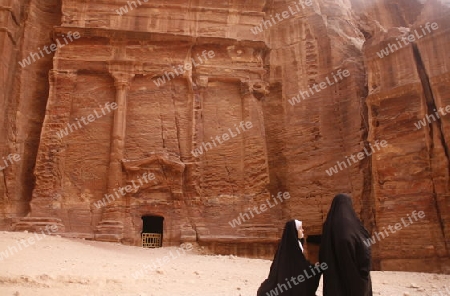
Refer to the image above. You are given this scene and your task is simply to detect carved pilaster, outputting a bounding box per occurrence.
[107,72,134,192]
[94,71,133,243]
[240,79,271,193]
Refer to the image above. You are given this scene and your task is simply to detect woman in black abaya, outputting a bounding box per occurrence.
[319,194,373,296]
[257,220,320,296]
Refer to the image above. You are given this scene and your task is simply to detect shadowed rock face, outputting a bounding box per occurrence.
[0,0,449,273]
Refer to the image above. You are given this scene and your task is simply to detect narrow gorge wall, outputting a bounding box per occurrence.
[0,0,448,273]
[262,0,450,271]
[0,0,61,227]
[363,0,450,271]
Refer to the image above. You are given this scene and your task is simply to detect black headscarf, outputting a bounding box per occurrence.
[257,220,320,296]
[319,194,373,296]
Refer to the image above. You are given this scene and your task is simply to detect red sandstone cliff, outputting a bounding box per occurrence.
[0,0,449,273]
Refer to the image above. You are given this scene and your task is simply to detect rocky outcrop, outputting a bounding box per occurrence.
[0,0,448,272]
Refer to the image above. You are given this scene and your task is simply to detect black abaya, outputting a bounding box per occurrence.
[319,194,373,296]
[257,220,320,296]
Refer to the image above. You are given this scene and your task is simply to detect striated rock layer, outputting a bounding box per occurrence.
[0,0,449,272]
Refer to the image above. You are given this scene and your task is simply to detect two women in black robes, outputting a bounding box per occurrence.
[257,220,320,296]
[319,193,373,296]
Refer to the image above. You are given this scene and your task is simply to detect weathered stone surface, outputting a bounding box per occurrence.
[0,0,61,227]
[0,0,449,272]
[364,1,450,272]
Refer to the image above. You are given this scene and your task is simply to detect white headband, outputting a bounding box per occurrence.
[295,220,302,230]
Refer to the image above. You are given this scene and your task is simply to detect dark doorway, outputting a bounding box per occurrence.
[306,235,322,244]
[306,235,322,264]
[141,216,164,248]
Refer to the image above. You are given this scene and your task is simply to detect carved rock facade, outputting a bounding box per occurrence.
[0,0,449,272]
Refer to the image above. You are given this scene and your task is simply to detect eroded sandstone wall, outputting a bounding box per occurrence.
[0,0,449,272]
[0,0,23,228]
[263,0,370,235]
[261,0,449,272]
[0,0,61,227]
[363,0,450,272]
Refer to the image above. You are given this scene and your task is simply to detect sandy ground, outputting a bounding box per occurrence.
[0,231,449,296]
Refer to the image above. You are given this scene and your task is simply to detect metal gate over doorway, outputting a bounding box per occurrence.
[142,233,162,248]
